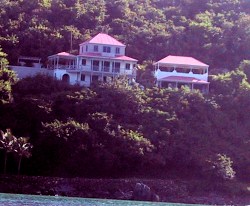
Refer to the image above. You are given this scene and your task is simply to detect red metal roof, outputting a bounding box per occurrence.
[114,55,137,61]
[57,52,76,57]
[48,52,76,59]
[156,55,208,67]
[81,33,125,46]
[159,76,209,84]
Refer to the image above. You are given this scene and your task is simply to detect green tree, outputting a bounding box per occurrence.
[0,48,17,103]
[205,154,236,180]
[14,137,33,175]
[0,129,16,174]
[238,60,250,83]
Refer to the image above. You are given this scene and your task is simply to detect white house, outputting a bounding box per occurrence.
[48,33,138,86]
[154,55,210,93]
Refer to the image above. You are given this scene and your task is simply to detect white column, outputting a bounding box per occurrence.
[90,59,93,83]
[101,61,104,80]
[56,57,59,69]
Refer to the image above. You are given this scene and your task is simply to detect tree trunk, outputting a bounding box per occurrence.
[17,156,22,176]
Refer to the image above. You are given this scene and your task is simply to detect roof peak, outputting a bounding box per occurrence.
[81,33,125,46]
[156,55,209,67]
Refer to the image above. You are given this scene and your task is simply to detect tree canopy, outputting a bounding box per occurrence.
[0,0,250,70]
[1,1,250,195]
[0,70,248,183]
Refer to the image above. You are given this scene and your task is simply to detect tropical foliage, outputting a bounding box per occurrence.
[0,129,32,175]
[0,0,250,189]
[0,0,250,71]
[0,48,17,103]
[0,69,248,183]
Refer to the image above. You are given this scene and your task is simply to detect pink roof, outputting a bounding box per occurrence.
[114,55,137,61]
[79,53,137,62]
[156,55,208,67]
[81,33,125,46]
[48,52,76,59]
[56,52,76,57]
[160,76,209,84]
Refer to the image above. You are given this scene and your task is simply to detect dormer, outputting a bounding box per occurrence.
[79,33,126,57]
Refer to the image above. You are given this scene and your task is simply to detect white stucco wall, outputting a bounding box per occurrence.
[79,44,125,57]
[10,66,53,79]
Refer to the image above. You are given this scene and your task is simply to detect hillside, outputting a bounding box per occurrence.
[0,1,250,203]
[0,0,250,70]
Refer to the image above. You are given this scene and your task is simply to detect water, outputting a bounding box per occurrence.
[0,193,202,206]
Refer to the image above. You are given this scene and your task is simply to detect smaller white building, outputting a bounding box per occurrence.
[48,33,138,86]
[10,56,52,79]
[154,55,210,93]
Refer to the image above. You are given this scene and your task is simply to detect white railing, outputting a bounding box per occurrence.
[77,65,135,75]
[155,69,208,81]
[50,63,136,76]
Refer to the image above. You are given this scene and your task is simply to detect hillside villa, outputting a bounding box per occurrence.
[48,33,138,86]
[154,55,209,93]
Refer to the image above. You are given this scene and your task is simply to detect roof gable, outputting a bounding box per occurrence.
[81,33,125,46]
[156,55,208,67]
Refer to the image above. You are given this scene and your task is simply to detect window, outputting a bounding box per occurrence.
[93,60,99,71]
[113,62,120,73]
[81,74,85,81]
[94,45,98,52]
[114,62,120,68]
[115,47,120,54]
[103,46,111,53]
[92,75,99,82]
[93,60,99,66]
[82,59,86,66]
[103,61,110,72]
[160,66,174,72]
[86,45,88,52]
[104,61,110,67]
[125,63,130,70]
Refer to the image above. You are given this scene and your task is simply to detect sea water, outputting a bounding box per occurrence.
[0,193,203,206]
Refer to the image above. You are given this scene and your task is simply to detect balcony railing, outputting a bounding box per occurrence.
[155,69,208,81]
[92,65,99,71]
[112,68,120,73]
[102,66,110,72]
[66,65,135,75]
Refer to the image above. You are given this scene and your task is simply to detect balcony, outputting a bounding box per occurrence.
[112,68,120,73]
[75,65,135,76]
[155,69,208,82]
[102,66,110,72]
[92,65,99,71]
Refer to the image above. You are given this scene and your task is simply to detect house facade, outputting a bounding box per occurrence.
[154,55,209,93]
[48,33,138,86]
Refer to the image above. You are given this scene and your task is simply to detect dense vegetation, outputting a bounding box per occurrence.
[0,47,250,187]
[0,1,250,195]
[0,0,250,71]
